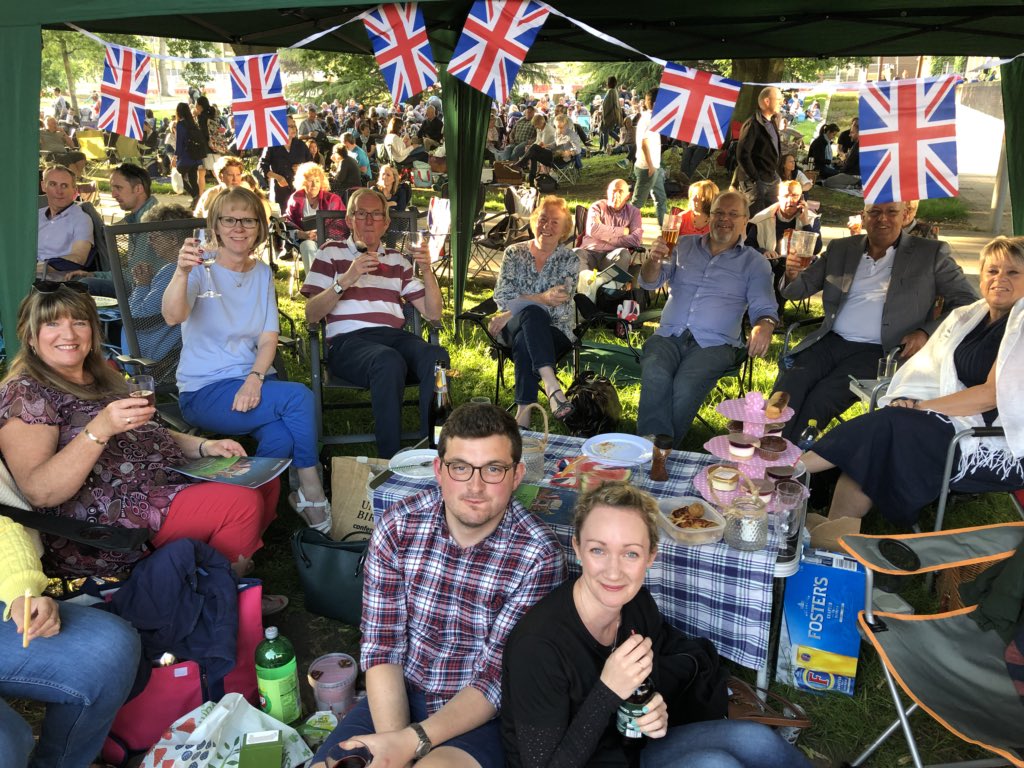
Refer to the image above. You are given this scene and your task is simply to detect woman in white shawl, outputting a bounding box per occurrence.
[802,236,1024,526]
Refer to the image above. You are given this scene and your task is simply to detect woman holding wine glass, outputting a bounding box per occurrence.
[162,186,331,532]
[490,196,580,427]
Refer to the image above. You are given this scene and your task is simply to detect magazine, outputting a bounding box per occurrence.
[514,484,578,526]
[173,456,291,488]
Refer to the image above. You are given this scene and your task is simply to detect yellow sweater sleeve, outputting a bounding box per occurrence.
[0,516,49,622]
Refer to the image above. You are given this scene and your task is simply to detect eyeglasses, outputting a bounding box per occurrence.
[864,208,904,220]
[217,216,260,230]
[32,280,89,295]
[352,210,387,221]
[443,461,514,484]
[710,210,745,220]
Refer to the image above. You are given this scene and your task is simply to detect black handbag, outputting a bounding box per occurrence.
[290,528,368,626]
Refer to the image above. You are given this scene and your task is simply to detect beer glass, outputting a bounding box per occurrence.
[127,375,156,407]
[661,211,681,250]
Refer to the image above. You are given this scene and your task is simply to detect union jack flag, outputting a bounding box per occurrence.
[362,4,437,105]
[98,45,150,141]
[859,75,959,204]
[648,63,741,149]
[229,54,289,151]
[447,0,549,103]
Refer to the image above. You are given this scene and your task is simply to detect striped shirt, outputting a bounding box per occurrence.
[300,236,425,338]
[361,487,565,713]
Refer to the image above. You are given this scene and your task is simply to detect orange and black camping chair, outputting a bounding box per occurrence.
[840,523,1024,767]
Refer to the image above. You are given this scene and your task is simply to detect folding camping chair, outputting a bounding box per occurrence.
[841,523,1024,768]
[470,185,534,278]
[427,196,452,302]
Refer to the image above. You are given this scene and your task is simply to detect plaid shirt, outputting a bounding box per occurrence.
[361,487,565,712]
[509,117,537,147]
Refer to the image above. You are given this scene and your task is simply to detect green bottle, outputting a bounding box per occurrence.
[255,626,301,723]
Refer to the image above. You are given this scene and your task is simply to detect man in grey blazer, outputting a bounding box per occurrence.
[774,200,978,441]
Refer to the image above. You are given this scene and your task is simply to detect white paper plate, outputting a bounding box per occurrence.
[388,449,438,478]
[581,433,654,466]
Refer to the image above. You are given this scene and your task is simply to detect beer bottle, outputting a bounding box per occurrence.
[616,676,655,739]
[428,361,452,449]
[255,626,301,724]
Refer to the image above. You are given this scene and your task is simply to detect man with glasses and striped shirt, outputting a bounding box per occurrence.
[309,403,564,768]
[301,187,448,458]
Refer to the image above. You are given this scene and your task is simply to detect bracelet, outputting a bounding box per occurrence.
[199,440,209,458]
[83,428,108,446]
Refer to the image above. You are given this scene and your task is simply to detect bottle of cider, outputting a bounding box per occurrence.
[428,361,452,449]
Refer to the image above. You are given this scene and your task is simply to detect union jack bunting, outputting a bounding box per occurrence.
[229,54,289,151]
[98,45,150,140]
[362,4,437,104]
[859,75,959,204]
[447,0,549,103]
[649,63,741,149]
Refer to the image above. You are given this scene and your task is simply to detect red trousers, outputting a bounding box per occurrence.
[152,479,279,562]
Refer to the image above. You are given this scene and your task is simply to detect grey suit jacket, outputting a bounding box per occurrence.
[782,233,978,356]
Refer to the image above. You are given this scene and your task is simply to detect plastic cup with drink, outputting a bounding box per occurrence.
[128,374,156,408]
[661,211,682,250]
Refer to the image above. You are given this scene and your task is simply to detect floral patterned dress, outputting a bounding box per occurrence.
[493,242,581,341]
[0,376,195,576]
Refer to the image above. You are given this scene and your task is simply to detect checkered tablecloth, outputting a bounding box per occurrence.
[372,432,778,670]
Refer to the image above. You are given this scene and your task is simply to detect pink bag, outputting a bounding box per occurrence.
[101,582,263,767]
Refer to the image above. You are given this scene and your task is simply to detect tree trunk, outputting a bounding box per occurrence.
[730,59,785,124]
[59,37,79,115]
[158,38,172,97]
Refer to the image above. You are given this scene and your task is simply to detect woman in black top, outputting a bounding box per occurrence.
[804,236,1024,527]
[807,123,840,178]
[502,483,811,768]
[173,101,204,207]
[330,143,363,196]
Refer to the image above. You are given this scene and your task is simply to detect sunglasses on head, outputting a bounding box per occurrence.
[32,280,89,295]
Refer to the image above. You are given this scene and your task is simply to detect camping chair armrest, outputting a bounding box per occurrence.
[114,354,158,371]
[782,315,823,355]
[424,319,443,345]
[1,502,153,554]
[573,293,616,337]
[839,521,1024,576]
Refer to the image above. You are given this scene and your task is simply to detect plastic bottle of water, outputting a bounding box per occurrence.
[796,419,821,452]
[255,627,301,723]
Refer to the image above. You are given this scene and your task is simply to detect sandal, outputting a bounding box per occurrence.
[289,490,332,534]
[261,594,289,617]
[547,388,575,422]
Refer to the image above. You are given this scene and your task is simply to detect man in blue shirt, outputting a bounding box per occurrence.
[637,191,778,445]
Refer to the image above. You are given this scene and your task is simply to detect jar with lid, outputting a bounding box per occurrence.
[722,495,768,551]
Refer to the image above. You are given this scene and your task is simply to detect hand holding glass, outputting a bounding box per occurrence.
[661,211,681,249]
[128,374,156,407]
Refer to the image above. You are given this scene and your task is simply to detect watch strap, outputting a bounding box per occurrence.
[409,721,432,757]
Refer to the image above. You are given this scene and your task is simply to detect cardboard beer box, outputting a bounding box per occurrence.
[238,729,283,768]
[776,549,865,696]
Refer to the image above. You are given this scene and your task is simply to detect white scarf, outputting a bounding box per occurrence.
[879,297,1024,480]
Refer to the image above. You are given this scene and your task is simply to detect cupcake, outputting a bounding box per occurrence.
[753,479,775,504]
[707,464,739,492]
[765,465,796,484]
[727,433,759,460]
[764,422,785,436]
[757,436,787,460]
[726,419,745,434]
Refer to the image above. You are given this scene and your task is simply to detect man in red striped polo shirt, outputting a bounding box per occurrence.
[302,188,447,457]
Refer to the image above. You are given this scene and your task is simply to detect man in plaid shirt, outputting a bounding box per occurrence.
[311,404,565,768]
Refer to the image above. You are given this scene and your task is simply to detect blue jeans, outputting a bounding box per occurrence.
[500,305,573,407]
[681,144,711,178]
[631,166,667,226]
[0,601,141,768]
[641,720,811,768]
[180,375,320,469]
[313,683,504,768]
[327,326,449,459]
[638,332,740,446]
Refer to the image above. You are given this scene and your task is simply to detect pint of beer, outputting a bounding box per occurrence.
[662,211,682,249]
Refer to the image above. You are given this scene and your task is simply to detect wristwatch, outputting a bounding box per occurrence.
[248,370,265,382]
[332,279,344,294]
[409,722,432,759]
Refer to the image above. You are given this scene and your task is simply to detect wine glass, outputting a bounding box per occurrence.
[410,229,428,277]
[194,228,221,299]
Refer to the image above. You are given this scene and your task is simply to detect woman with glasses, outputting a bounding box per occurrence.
[502,482,812,768]
[162,187,331,533]
[0,280,277,578]
[285,161,347,274]
[489,196,580,426]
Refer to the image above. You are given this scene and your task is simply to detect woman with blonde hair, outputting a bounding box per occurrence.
[375,163,411,212]
[489,196,580,425]
[285,160,347,273]
[679,179,719,236]
[163,186,331,532]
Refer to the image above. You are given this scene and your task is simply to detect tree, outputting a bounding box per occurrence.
[278,49,390,106]
[166,39,217,93]
[580,61,663,105]
[41,30,144,113]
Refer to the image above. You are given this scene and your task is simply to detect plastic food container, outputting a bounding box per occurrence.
[656,496,725,546]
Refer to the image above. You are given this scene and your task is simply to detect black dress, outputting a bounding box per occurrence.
[812,314,1019,526]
